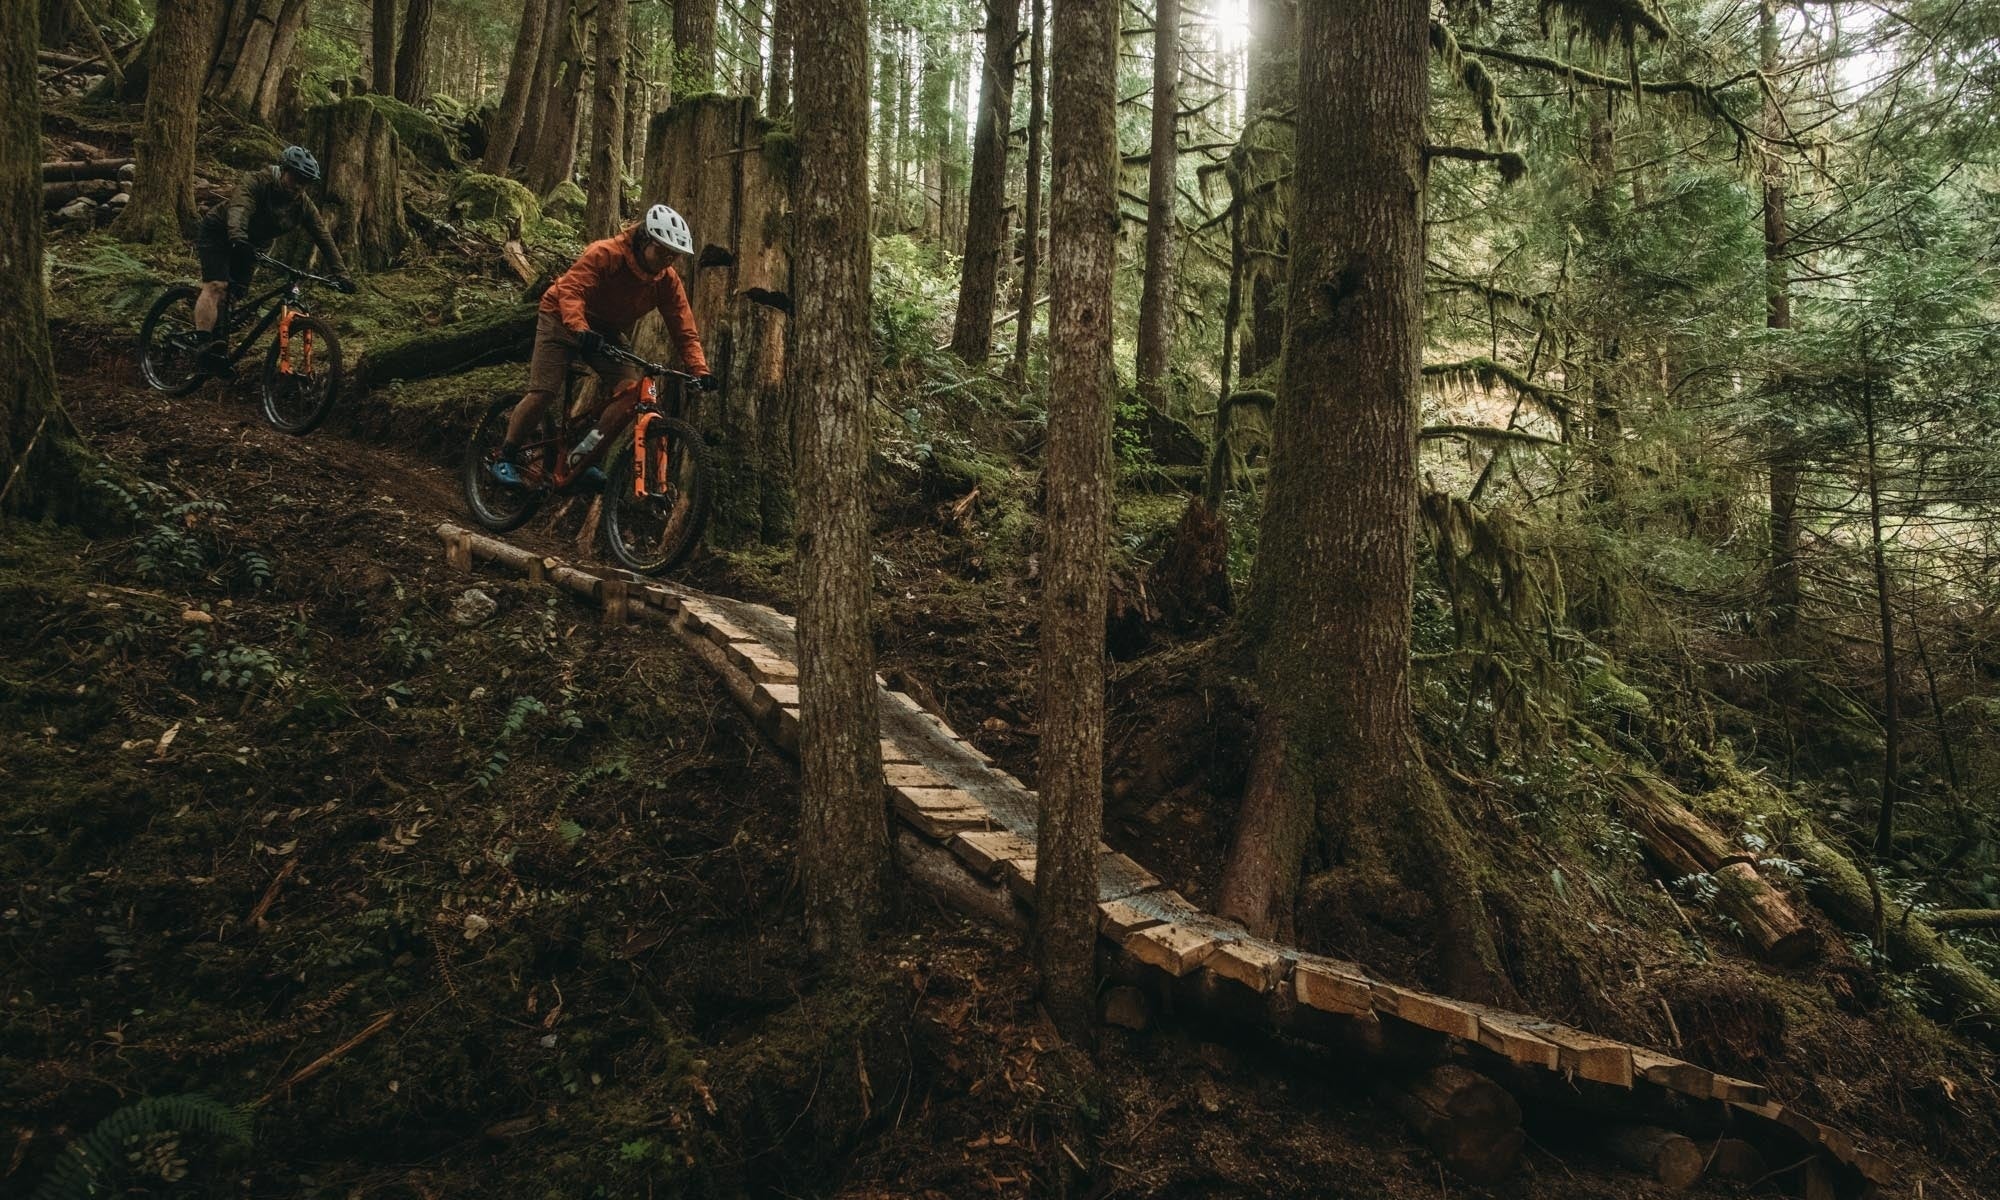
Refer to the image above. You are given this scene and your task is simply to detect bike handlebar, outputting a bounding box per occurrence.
[601,342,701,383]
[254,251,344,288]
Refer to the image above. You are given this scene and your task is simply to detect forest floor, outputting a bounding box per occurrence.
[1,323,1991,1197]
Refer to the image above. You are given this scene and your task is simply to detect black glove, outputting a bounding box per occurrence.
[576,329,606,356]
[694,372,720,393]
[229,234,250,251]
[334,276,358,295]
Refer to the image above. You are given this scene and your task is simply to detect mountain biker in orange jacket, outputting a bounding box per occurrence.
[490,204,716,486]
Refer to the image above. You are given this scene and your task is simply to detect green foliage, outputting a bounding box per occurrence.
[32,1094,252,1200]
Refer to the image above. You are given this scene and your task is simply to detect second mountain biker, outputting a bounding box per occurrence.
[490,204,717,488]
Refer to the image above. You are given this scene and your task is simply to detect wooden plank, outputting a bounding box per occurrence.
[1707,1072,1767,1106]
[1518,1020,1635,1087]
[1371,982,1480,1040]
[1098,891,1202,937]
[1468,1007,1561,1071]
[949,829,1038,877]
[1631,1048,1719,1102]
[768,706,799,755]
[740,653,797,683]
[753,683,800,717]
[1124,921,1228,976]
[1291,954,1375,1016]
[881,738,918,764]
[1097,851,1161,901]
[1205,938,1287,993]
[898,801,993,840]
[1001,857,1037,902]
[884,761,953,790]
[601,576,630,625]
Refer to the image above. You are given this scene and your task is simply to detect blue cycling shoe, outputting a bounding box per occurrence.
[488,458,525,487]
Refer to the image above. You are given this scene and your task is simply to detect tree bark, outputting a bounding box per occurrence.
[249,0,308,124]
[1133,0,1178,401]
[872,34,895,232]
[514,0,570,176]
[393,0,434,105]
[584,0,628,238]
[1034,0,1118,1044]
[1010,0,1044,383]
[117,0,215,244]
[525,8,585,194]
[1761,0,1801,635]
[306,98,409,269]
[767,0,794,115]
[1861,343,1900,858]
[370,0,395,95]
[484,0,549,173]
[947,0,1019,363]
[2,0,88,518]
[1215,0,1508,1002]
[1237,0,1293,378]
[673,0,716,94]
[791,0,887,959]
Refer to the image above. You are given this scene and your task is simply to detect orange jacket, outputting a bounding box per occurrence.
[540,229,710,376]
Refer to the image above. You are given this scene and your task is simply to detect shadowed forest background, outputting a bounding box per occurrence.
[5,0,2000,1196]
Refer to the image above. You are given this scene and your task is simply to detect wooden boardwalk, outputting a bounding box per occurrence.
[437,523,1893,1197]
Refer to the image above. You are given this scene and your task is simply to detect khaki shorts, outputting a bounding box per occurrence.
[525,310,640,400]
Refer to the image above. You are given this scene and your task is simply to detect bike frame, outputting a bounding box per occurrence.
[213,255,333,368]
[529,353,696,493]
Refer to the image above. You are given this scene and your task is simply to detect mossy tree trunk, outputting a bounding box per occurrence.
[673,0,717,93]
[39,0,80,49]
[1134,0,1178,403]
[392,0,433,105]
[1011,0,1044,383]
[638,96,794,548]
[305,98,409,269]
[766,0,794,116]
[512,0,569,177]
[483,0,548,173]
[583,0,627,238]
[1036,0,1118,1044]
[524,9,584,194]
[790,0,886,961]
[116,0,216,245]
[2,0,90,519]
[945,0,1018,364]
[1215,0,1509,1004]
[1237,0,1293,379]
[209,0,306,123]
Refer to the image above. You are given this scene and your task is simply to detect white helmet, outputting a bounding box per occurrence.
[642,203,694,256]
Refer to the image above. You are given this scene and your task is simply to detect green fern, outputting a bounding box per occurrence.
[33,1093,253,1200]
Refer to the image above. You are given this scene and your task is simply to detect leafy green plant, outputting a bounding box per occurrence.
[32,1093,252,1200]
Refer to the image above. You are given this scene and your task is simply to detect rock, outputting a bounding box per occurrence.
[118,162,135,181]
[181,609,213,624]
[1102,985,1151,1031]
[56,197,96,223]
[108,192,129,207]
[450,588,497,626]
[447,172,540,231]
[542,179,586,224]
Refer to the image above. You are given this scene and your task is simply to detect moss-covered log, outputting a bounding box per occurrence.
[348,304,539,395]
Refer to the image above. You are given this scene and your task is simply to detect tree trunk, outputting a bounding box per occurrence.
[39,0,80,50]
[1203,195,1244,507]
[1214,0,1508,1003]
[1237,0,1293,379]
[210,0,276,112]
[946,0,1019,363]
[305,98,409,269]
[526,10,585,195]
[116,0,215,244]
[872,35,894,232]
[514,0,569,176]
[393,0,434,105]
[484,0,549,172]
[584,0,628,238]
[1761,0,1801,635]
[766,0,793,115]
[791,0,886,960]
[1010,0,1044,383]
[1035,0,1118,1044]
[370,0,395,95]
[1133,0,1178,401]
[1383,1066,1523,1185]
[673,0,716,93]
[249,0,308,125]
[3,0,88,518]
[1861,346,1900,858]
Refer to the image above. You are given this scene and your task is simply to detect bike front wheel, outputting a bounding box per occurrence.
[464,396,555,533]
[261,313,344,435]
[601,415,712,574]
[137,286,210,396]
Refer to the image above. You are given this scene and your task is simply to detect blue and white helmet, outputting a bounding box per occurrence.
[641,203,694,256]
[278,145,321,182]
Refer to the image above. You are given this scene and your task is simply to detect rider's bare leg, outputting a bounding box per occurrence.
[503,389,555,450]
[195,281,230,333]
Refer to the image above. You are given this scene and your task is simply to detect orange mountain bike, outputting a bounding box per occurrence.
[137,252,344,436]
[462,344,713,574]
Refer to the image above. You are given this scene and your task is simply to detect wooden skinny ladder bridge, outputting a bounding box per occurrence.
[437,523,1894,1197]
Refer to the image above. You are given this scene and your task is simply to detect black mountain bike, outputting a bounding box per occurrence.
[463,344,714,575]
[138,252,346,435]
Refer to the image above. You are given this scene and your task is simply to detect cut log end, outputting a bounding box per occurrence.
[1607,1124,1705,1191]
[1385,1065,1523,1185]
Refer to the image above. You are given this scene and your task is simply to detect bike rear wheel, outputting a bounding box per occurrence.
[137,285,209,396]
[464,396,555,533]
[261,313,344,435]
[602,415,712,574]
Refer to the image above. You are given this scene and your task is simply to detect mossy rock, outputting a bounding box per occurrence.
[218,126,287,171]
[354,93,460,170]
[447,173,541,232]
[543,180,587,224]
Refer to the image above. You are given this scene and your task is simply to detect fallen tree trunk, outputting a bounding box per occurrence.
[1705,1137,1766,1183]
[1792,824,2000,1045]
[43,179,118,207]
[1384,1064,1523,1184]
[1924,908,2000,930]
[349,303,537,394]
[1606,1124,1704,1190]
[41,157,131,181]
